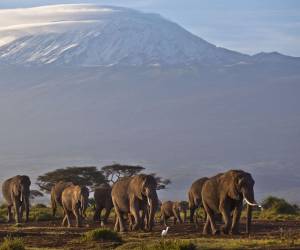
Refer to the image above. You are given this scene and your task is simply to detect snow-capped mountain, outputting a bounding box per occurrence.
[0,5,300,203]
[0,4,251,66]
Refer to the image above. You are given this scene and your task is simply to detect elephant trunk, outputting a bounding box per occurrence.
[81,196,88,218]
[242,188,257,234]
[246,204,252,234]
[147,192,158,231]
[22,191,30,222]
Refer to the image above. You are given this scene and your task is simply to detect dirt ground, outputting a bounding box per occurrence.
[0,218,300,249]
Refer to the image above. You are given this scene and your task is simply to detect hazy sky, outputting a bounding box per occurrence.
[0,0,299,56]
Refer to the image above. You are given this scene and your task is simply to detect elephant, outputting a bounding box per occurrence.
[50,181,73,217]
[201,169,260,235]
[111,174,159,232]
[160,201,183,226]
[61,185,89,227]
[179,201,189,223]
[2,175,31,223]
[93,183,113,224]
[188,177,209,224]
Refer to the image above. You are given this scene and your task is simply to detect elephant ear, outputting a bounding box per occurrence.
[131,175,146,200]
[226,171,242,200]
[12,177,22,197]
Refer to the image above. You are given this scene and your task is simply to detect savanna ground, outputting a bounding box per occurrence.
[0,205,300,250]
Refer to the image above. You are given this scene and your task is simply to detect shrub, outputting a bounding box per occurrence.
[0,237,25,250]
[82,229,122,242]
[33,212,53,222]
[262,196,298,214]
[32,203,47,209]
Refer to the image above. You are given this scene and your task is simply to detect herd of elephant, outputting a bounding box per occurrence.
[1,169,261,235]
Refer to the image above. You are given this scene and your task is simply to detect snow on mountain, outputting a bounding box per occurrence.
[0,4,248,66]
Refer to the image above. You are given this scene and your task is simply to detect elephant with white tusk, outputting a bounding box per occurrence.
[111,174,159,232]
[2,175,31,224]
[201,170,258,235]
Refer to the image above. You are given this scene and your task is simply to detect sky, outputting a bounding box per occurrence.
[0,0,299,56]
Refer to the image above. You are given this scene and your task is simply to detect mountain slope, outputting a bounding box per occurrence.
[0,4,250,66]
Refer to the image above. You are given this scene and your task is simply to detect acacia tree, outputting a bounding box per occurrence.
[101,164,171,189]
[101,164,145,184]
[36,166,107,192]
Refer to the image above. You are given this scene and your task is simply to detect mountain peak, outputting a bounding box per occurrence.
[0,4,248,66]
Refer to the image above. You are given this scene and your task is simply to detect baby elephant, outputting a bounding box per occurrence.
[61,185,89,227]
[160,201,183,226]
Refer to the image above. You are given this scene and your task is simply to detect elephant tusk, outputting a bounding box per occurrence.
[147,197,151,206]
[244,197,262,208]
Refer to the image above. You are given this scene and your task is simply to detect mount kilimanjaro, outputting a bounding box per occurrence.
[0,4,300,202]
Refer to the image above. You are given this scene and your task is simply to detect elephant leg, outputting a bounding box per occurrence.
[173,209,182,224]
[93,206,101,222]
[220,203,232,235]
[74,206,82,228]
[203,203,218,235]
[7,204,13,223]
[203,216,211,235]
[62,214,68,227]
[190,206,195,223]
[162,214,168,227]
[231,206,242,235]
[114,215,120,232]
[103,208,111,225]
[140,209,146,230]
[130,200,140,231]
[13,200,21,224]
[113,200,126,232]
[173,217,177,225]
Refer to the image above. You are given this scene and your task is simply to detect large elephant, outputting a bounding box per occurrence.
[50,181,73,217]
[2,175,31,223]
[160,201,183,226]
[93,183,113,224]
[61,185,89,227]
[201,170,259,235]
[111,174,159,232]
[188,177,209,223]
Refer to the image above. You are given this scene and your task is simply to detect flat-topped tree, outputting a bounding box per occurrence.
[101,164,145,184]
[36,166,107,192]
[101,164,171,190]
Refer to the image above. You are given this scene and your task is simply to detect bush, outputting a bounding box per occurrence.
[0,237,25,250]
[33,212,53,222]
[32,203,47,209]
[262,196,298,214]
[82,229,122,242]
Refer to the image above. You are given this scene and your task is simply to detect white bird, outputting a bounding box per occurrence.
[100,221,104,227]
[161,227,169,237]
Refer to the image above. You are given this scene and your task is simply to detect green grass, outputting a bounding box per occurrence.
[117,237,300,250]
[0,237,25,250]
[82,228,122,242]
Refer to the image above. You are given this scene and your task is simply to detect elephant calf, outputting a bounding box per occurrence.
[93,183,113,225]
[2,175,31,224]
[160,201,183,226]
[61,185,89,227]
